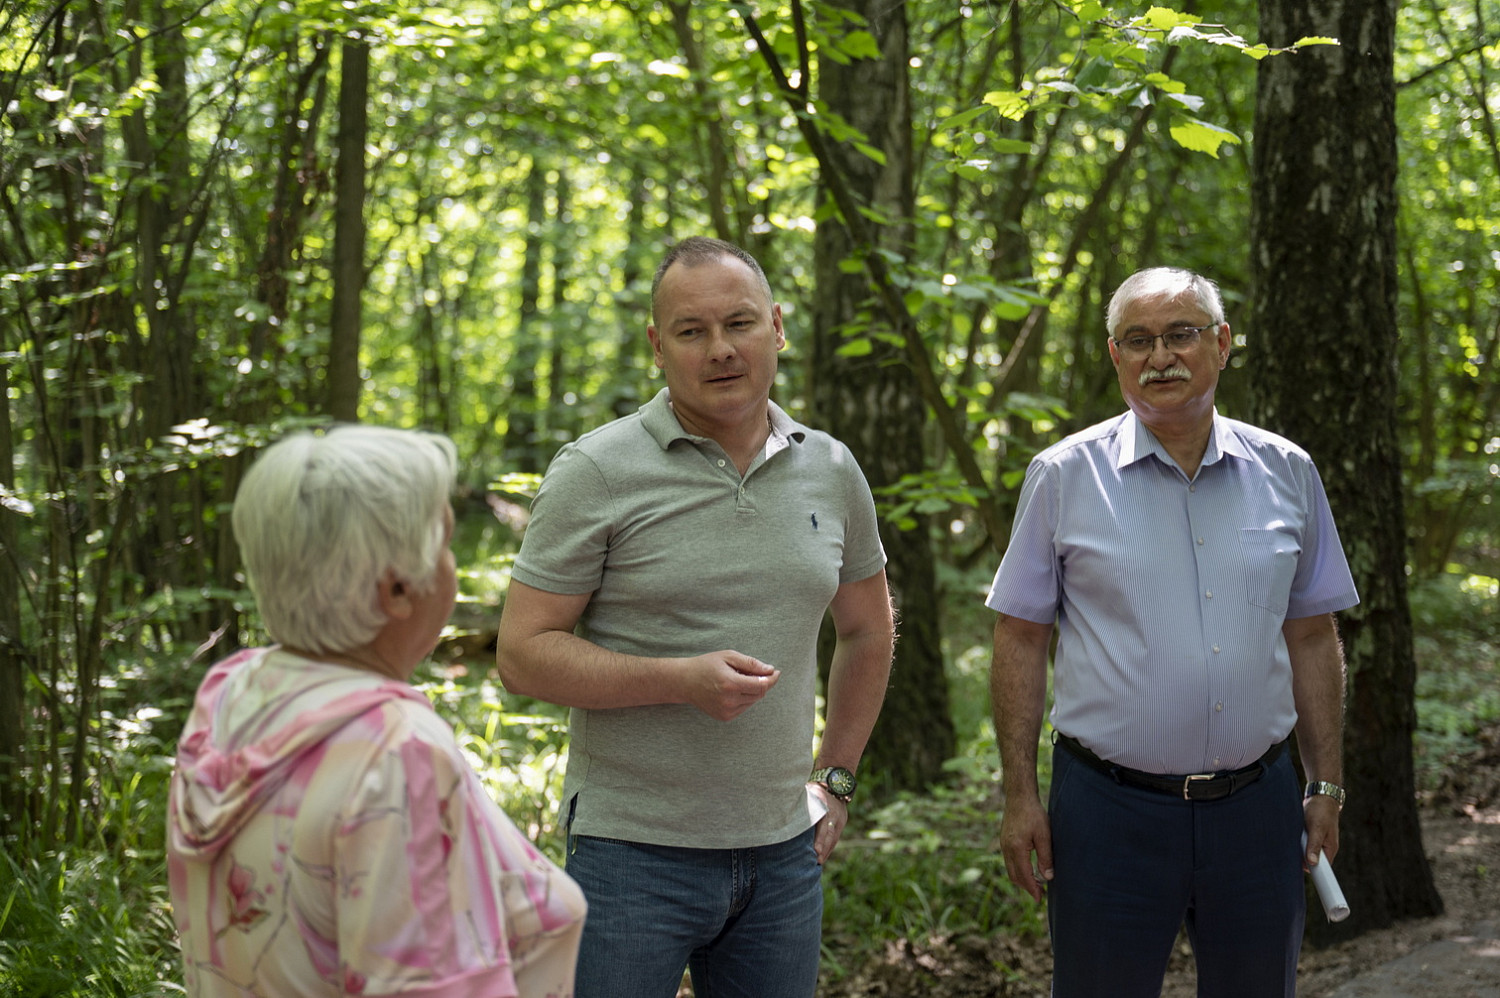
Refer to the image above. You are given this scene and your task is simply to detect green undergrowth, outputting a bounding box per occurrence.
[1410,570,1500,791]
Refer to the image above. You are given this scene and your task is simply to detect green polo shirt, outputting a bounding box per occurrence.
[511,388,886,848]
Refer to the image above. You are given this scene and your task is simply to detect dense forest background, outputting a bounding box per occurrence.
[1,0,1496,993]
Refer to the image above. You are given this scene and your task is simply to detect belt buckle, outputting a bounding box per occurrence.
[1183,773,1215,800]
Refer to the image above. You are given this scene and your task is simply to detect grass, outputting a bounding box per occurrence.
[1410,571,1500,791]
[0,568,1492,994]
[0,700,183,998]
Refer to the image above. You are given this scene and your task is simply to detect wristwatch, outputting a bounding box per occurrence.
[1304,781,1346,809]
[811,766,857,803]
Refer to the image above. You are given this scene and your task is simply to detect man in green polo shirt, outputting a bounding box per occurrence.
[496,236,894,998]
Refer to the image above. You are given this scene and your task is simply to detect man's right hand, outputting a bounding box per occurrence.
[685,652,780,721]
[1000,794,1054,903]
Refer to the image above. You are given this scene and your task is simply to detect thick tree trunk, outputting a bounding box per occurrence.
[812,0,953,795]
[1250,0,1442,939]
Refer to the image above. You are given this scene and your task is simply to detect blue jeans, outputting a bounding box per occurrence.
[1046,742,1306,997]
[565,826,823,998]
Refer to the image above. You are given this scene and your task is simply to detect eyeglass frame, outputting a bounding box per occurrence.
[1111,324,1219,357]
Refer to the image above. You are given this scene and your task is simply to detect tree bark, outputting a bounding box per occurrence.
[328,36,368,423]
[0,354,22,843]
[810,0,954,795]
[1250,0,1443,939]
[504,159,547,472]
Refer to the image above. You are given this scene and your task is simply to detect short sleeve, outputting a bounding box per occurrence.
[985,459,1063,623]
[833,441,887,585]
[1285,459,1359,619]
[511,444,614,595]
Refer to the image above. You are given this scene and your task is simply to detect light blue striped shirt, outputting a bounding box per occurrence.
[986,411,1359,774]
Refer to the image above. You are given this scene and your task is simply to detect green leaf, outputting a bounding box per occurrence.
[1073,58,1114,90]
[1162,91,1206,113]
[1140,6,1198,30]
[837,338,874,358]
[1168,117,1242,158]
[981,90,1031,121]
[937,106,991,131]
[838,29,883,60]
[1073,1,1109,23]
[991,138,1033,155]
[1292,36,1340,48]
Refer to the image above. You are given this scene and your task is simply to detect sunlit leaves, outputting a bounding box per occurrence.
[1168,117,1241,158]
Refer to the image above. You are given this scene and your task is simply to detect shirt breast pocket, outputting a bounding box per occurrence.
[1238,527,1300,615]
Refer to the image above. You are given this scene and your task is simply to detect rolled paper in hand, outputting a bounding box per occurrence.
[1302,832,1350,922]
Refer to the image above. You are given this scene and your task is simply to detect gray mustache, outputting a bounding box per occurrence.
[1139,366,1191,386]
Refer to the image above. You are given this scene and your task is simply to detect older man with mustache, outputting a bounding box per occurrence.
[985,267,1358,997]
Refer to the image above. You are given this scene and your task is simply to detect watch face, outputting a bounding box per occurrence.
[826,767,856,797]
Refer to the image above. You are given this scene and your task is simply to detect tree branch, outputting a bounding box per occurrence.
[731,0,1009,550]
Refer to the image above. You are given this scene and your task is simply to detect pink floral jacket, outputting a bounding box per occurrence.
[168,648,584,997]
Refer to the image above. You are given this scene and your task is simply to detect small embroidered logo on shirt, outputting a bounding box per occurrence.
[811,513,819,530]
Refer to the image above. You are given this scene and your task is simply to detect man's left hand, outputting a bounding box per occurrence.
[1303,794,1341,869]
[809,784,848,864]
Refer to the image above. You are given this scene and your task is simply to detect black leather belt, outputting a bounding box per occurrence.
[1056,733,1286,802]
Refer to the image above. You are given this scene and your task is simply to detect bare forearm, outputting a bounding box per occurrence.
[496,627,684,709]
[991,612,1057,900]
[991,615,1053,798]
[814,572,895,771]
[495,581,779,718]
[1288,612,1346,785]
[816,630,894,770]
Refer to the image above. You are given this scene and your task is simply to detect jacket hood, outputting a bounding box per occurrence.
[167,648,426,860]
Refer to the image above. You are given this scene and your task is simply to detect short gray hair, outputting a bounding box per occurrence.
[231,425,458,654]
[1106,267,1225,337]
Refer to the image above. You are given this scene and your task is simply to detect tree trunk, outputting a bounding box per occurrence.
[1250,0,1442,939]
[328,36,368,423]
[0,354,22,843]
[811,0,953,795]
[504,159,547,472]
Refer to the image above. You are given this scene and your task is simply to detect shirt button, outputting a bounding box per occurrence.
[1212,645,1221,654]
[1215,701,1224,712]
[1197,537,1205,545]
[1213,757,1222,766]
[1189,484,1197,493]
[717,459,726,468]
[1205,591,1213,599]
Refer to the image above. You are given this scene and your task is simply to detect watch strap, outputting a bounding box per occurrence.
[1304,780,1346,808]
[810,766,855,802]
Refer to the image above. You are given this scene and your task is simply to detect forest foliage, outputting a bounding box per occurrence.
[0,0,1497,990]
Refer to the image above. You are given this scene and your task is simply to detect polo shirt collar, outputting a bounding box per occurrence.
[641,387,807,452]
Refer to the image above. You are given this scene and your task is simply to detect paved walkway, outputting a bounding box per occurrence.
[1326,920,1500,997]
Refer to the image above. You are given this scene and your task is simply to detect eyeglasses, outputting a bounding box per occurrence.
[1112,325,1215,357]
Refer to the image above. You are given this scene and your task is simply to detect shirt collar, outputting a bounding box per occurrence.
[1116,409,1248,473]
[639,387,805,452]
